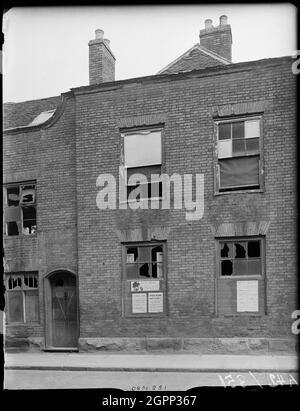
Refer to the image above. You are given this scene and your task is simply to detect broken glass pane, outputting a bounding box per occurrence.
[139,263,150,277]
[23,220,37,235]
[232,122,244,139]
[7,186,20,206]
[248,241,260,258]
[8,276,22,289]
[221,260,233,276]
[218,123,231,140]
[7,222,19,236]
[233,260,248,275]
[248,259,261,275]
[234,243,246,258]
[127,247,138,262]
[220,242,232,258]
[20,186,35,204]
[151,246,163,262]
[152,263,163,278]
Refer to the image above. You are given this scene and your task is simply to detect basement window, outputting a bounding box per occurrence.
[5,272,39,323]
[4,182,37,236]
[217,237,265,315]
[123,243,166,316]
[122,128,163,201]
[216,117,262,192]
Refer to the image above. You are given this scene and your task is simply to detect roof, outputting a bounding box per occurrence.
[3,95,61,130]
[157,43,231,74]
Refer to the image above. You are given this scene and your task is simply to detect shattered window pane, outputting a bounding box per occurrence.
[220,242,232,258]
[22,206,37,235]
[7,186,20,206]
[248,241,260,258]
[221,260,233,276]
[139,263,150,277]
[20,185,36,204]
[151,246,163,262]
[127,247,138,263]
[234,243,246,258]
[7,221,19,236]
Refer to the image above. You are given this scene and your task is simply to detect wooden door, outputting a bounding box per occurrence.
[51,273,78,348]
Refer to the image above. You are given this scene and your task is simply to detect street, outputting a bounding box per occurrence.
[5,369,298,390]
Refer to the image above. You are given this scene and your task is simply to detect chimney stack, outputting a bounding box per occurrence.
[199,15,232,62]
[88,29,115,85]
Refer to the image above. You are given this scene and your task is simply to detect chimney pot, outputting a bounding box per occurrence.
[95,29,104,40]
[204,19,213,29]
[219,15,228,26]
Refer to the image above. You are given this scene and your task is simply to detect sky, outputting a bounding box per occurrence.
[3,4,297,103]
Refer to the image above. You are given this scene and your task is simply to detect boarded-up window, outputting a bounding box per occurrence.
[217,238,265,315]
[6,273,39,323]
[217,119,261,192]
[4,182,37,236]
[123,243,166,316]
[122,129,162,200]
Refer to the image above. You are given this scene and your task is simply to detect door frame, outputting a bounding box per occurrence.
[44,269,79,350]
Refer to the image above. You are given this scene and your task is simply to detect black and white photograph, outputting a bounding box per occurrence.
[2,3,298,396]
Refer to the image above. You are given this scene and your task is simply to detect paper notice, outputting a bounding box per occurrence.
[148,292,163,313]
[132,293,147,313]
[236,280,259,312]
[131,280,160,292]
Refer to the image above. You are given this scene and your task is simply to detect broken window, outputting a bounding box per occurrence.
[219,239,262,276]
[6,273,39,323]
[217,118,261,192]
[122,129,163,201]
[4,182,37,236]
[125,244,164,279]
[124,243,166,316]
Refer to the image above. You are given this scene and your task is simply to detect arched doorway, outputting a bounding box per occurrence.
[45,271,78,348]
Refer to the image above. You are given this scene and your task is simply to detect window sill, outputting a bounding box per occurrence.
[4,233,37,239]
[120,197,164,205]
[6,321,40,325]
[214,188,264,196]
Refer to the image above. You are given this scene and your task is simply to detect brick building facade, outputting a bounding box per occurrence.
[3,16,297,353]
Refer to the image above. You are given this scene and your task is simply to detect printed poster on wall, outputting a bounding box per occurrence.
[131,280,160,292]
[148,292,163,313]
[132,293,147,313]
[236,280,259,312]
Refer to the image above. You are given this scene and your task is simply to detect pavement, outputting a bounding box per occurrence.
[4,352,299,372]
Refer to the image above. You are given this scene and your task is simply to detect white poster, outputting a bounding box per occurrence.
[131,280,160,292]
[148,292,163,313]
[236,280,259,312]
[132,293,147,313]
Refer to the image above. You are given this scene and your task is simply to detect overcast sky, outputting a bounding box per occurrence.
[3,4,297,103]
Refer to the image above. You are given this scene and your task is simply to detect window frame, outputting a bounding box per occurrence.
[120,126,165,203]
[4,180,37,237]
[5,272,40,324]
[215,236,266,316]
[121,241,168,318]
[214,115,264,195]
